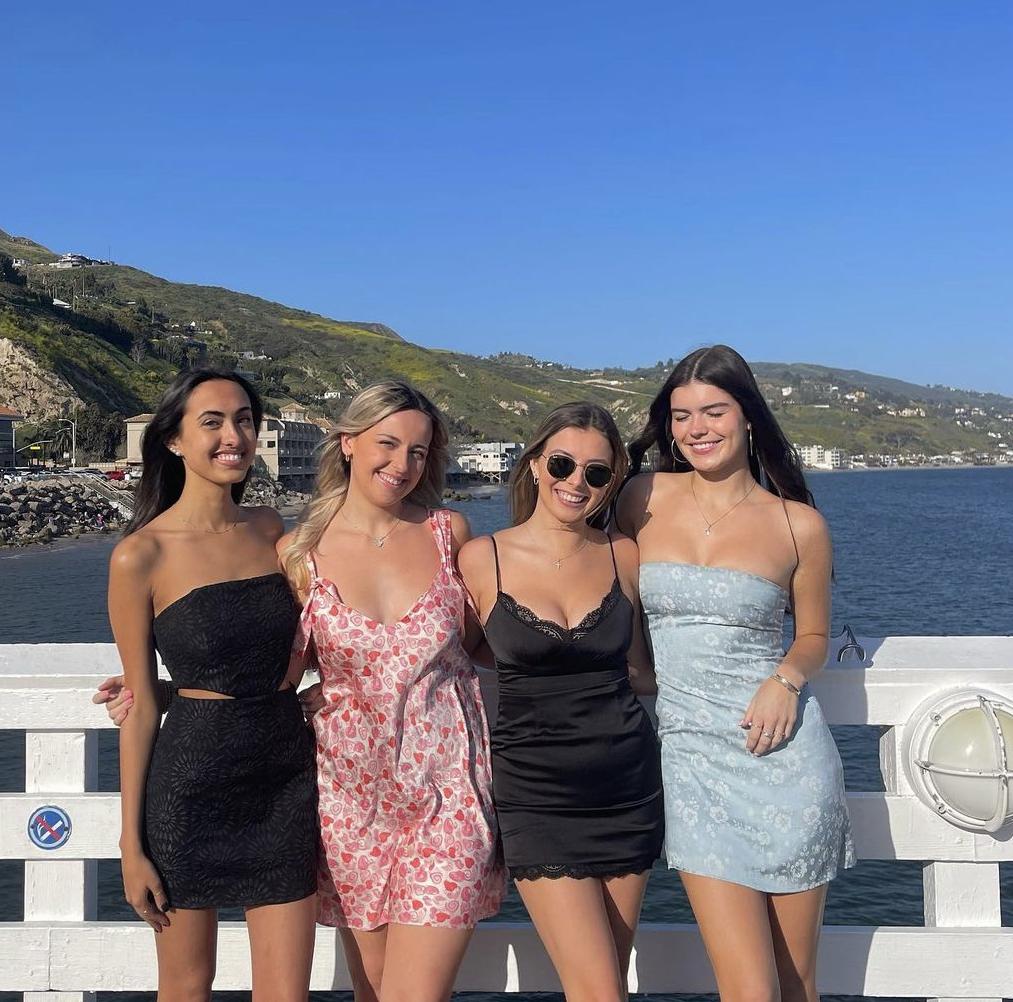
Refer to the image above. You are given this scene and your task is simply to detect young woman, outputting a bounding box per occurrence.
[108,368,318,1000]
[103,380,506,1001]
[617,345,854,1002]
[458,402,664,1002]
[279,380,504,1002]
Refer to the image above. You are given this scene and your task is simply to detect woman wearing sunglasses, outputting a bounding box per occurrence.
[458,402,664,1002]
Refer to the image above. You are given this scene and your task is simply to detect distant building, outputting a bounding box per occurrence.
[455,441,524,483]
[52,298,71,309]
[797,444,849,470]
[0,406,24,469]
[124,414,156,465]
[256,404,328,491]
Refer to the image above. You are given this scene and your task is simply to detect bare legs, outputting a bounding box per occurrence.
[680,871,828,1002]
[515,871,651,1002]
[339,923,475,1002]
[151,894,316,1002]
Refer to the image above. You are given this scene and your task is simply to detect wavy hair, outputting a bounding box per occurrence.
[280,380,449,597]
[126,368,262,535]
[627,344,813,505]
[509,401,628,530]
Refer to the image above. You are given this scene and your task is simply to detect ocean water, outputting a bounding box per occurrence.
[1,466,1011,1000]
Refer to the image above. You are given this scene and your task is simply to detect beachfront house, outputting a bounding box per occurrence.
[455,441,524,483]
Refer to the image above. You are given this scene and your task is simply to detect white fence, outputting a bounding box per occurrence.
[1,637,1011,1000]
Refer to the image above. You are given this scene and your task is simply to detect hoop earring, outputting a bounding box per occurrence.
[748,426,754,456]
[533,474,539,485]
[670,439,692,469]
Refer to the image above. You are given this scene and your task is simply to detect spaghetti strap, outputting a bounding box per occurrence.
[489,535,503,593]
[606,532,619,582]
[306,550,320,580]
[779,497,801,572]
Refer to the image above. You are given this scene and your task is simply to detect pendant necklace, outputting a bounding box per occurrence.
[690,477,757,536]
[340,508,402,549]
[178,512,240,534]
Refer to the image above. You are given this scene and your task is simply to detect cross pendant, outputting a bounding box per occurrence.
[553,559,562,570]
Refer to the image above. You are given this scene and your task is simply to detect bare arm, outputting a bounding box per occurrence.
[108,535,170,929]
[612,534,657,696]
[741,505,832,755]
[450,511,492,658]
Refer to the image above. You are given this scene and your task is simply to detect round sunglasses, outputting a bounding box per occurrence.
[544,453,614,489]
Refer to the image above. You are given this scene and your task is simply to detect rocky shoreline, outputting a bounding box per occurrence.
[0,477,313,548]
[0,481,128,548]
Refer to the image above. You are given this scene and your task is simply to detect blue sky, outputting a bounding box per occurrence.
[7,2,1013,394]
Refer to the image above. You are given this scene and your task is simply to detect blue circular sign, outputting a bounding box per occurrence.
[27,805,72,850]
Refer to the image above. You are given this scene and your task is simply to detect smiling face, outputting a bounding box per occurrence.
[343,408,434,507]
[669,379,750,473]
[170,378,258,487]
[530,426,615,524]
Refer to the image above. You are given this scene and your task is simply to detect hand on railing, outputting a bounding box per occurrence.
[122,850,171,932]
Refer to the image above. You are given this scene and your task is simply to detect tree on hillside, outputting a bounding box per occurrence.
[0,254,27,286]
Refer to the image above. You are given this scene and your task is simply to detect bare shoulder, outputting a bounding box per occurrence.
[458,533,495,576]
[784,500,831,551]
[614,472,655,533]
[109,530,160,582]
[445,507,473,544]
[276,526,298,558]
[244,504,285,542]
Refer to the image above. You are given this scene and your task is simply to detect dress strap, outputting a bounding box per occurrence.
[306,550,320,581]
[606,532,619,582]
[431,509,454,570]
[779,497,801,573]
[489,535,503,593]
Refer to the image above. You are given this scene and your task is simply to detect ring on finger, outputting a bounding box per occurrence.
[761,730,775,739]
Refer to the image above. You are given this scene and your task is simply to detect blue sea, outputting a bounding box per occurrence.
[1,466,1011,1000]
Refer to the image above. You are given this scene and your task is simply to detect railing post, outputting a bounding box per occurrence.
[24,730,98,1002]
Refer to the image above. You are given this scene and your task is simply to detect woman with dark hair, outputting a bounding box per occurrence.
[458,402,663,1002]
[617,345,854,1002]
[108,368,318,999]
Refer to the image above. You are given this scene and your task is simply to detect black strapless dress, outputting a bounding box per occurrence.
[144,573,319,908]
[483,537,664,881]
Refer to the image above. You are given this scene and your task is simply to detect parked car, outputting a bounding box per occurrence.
[104,469,126,481]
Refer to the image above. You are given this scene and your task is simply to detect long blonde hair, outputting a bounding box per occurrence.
[509,401,629,530]
[281,380,449,597]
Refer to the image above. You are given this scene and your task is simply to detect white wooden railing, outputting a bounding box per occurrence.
[1,637,1012,1000]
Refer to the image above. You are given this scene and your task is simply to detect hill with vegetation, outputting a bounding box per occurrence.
[1,226,1010,464]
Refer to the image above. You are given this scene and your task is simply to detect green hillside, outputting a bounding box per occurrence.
[2,225,1011,464]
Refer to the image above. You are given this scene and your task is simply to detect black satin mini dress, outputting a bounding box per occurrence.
[144,573,319,908]
[483,537,664,881]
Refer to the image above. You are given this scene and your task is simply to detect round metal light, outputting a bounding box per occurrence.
[902,687,1013,834]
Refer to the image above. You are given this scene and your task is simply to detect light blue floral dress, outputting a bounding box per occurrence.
[640,562,855,892]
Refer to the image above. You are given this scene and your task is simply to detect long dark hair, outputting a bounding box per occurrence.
[628,345,813,505]
[126,368,263,534]
[510,401,629,530]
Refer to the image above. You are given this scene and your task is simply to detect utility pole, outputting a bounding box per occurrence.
[56,419,77,467]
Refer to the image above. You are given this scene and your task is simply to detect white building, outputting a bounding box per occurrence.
[256,404,329,491]
[455,441,524,482]
[797,444,850,470]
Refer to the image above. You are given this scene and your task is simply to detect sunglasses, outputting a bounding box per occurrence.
[544,454,614,490]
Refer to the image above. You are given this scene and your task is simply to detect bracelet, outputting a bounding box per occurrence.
[770,671,802,697]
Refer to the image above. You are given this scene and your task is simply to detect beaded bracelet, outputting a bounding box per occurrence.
[771,671,802,697]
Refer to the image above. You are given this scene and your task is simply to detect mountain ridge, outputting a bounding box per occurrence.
[1,226,1010,463]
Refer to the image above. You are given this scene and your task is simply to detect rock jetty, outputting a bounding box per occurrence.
[0,480,127,547]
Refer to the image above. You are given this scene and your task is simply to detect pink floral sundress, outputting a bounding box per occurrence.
[296,508,505,929]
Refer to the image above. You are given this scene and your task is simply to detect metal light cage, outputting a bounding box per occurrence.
[902,687,1013,834]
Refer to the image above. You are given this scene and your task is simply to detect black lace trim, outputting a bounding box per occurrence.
[497,579,622,641]
[510,858,655,881]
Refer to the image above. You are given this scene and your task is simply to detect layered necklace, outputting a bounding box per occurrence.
[690,475,757,536]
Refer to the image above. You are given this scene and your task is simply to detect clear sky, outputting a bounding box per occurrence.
[7,2,1013,395]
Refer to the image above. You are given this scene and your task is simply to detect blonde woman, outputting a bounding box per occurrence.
[99,380,505,1002]
[458,402,664,1002]
[284,380,504,1001]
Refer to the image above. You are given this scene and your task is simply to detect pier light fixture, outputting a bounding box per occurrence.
[903,688,1013,834]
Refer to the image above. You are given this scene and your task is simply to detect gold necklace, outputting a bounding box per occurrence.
[340,507,402,549]
[690,477,757,536]
[178,511,239,534]
[529,526,590,570]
